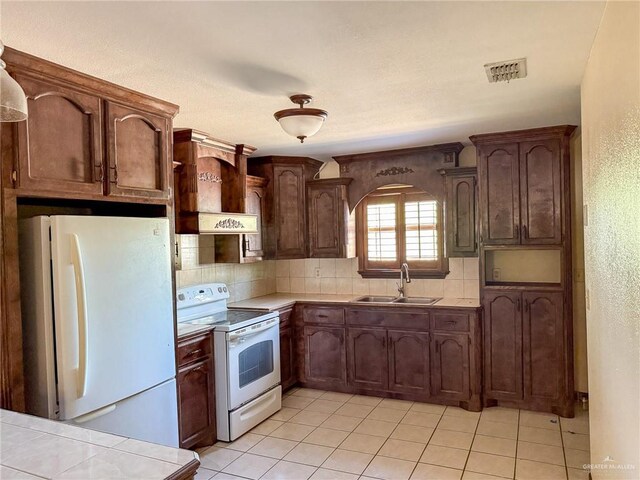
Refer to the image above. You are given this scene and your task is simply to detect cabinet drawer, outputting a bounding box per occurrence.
[177,333,212,367]
[431,313,469,332]
[279,308,294,328]
[347,308,429,330]
[303,306,344,325]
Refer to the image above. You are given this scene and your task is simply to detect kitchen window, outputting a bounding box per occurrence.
[356,186,448,278]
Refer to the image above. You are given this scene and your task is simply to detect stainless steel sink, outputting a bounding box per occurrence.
[352,295,397,303]
[393,297,440,305]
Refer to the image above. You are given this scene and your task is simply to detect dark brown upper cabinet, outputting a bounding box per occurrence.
[440,167,477,257]
[472,126,575,246]
[243,175,267,261]
[248,156,322,259]
[2,47,179,204]
[307,178,355,258]
[105,102,170,200]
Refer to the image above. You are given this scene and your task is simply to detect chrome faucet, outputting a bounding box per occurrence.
[397,263,411,298]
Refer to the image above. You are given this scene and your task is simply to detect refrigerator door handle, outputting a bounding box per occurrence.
[70,234,89,398]
[73,403,116,424]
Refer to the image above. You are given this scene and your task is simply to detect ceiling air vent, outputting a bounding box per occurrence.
[484,58,527,83]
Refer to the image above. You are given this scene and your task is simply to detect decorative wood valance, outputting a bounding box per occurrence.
[332,142,465,210]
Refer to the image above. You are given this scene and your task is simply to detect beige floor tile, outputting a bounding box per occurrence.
[247,437,298,459]
[378,438,426,462]
[429,429,474,450]
[444,407,481,420]
[354,419,398,438]
[367,406,407,423]
[284,443,335,467]
[320,391,354,403]
[269,423,316,441]
[378,399,414,411]
[271,408,302,422]
[410,403,446,415]
[195,467,217,480]
[401,411,441,428]
[310,467,359,480]
[480,407,519,425]
[215,433,265,452]
[222,453,278,480]
[420,445,468,470]
[340,432,386,454]
[347,395,383,407]
[306,399,344,414]
[292,388,326,399]
[410,463,462,480]
[321,414,364,432]
[283,396,315,409]
[213,473,248,480]
[303,427,350,448]
[565,448,590,469]
[515,459,566,480]
[252,419,285,436]
[438,415,479,434]
[199,447,243,471]
[391,424,435,444]
[476,420,518,440]
[335,403,375,419]
[560,417,590,435]
[262,460,317,480]
[562,432,590,451]
[471,435,516,457]
[465,452,515,478]
[516,441,565,466]
[518,426,562,446]
[461,471,508,480]
[567,467,589,480]
[290,410,332,427]
[519,411,560,430]
[363,455,417,480]
[321,449,374,475]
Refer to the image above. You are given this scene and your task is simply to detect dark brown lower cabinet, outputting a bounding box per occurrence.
[388,330,430,397]
[303,325,347,387]
[430,333,470,400]
[177,331,216,449]
[280,325,296,391]
[347,328,388,391]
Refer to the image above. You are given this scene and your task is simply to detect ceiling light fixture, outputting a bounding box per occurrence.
[274,94,327,143]
[0,41,28,122]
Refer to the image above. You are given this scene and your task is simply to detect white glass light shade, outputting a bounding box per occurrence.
[0,68,28,122]
[277,114,325,140]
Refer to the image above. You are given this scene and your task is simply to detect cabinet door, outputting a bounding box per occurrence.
[14,75,104,196]
[244,184,265,259]
[304,326,347,386]
[388,330,429,396]
[105,102,170,200]
[178,359,215,448]
[478,144,520,244]
[447,175,477,256]
[523,291,564,402]
[483,291,523,401]
[274,165,307,258]
[280,325,296,391]
[430,333,470,400]
[347,328,388,391]
[308,185,341,258]
[519,140,562,244]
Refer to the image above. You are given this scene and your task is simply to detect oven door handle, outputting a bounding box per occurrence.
[228,318,279,342]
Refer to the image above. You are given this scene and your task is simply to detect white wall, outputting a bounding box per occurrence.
[581,1,640,476]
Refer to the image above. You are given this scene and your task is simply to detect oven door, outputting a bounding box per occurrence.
[227,317,281,410]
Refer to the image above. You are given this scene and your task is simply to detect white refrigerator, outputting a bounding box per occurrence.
[19,215,179,447]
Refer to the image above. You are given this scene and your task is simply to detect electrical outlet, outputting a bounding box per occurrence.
[314,267,321,278]
[492,268,501,281]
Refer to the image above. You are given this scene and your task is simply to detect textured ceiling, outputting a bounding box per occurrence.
[1,1,605,160]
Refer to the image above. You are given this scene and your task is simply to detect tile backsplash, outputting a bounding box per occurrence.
[275,257,480,299]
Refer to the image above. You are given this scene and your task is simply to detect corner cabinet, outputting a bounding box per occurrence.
[307,178,356,258]
[177,330,216,449]
[440,167,477,257]
[248,156,322,259]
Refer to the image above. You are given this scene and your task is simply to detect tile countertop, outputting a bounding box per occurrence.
[0,409,199,479]
[228,293,480,312]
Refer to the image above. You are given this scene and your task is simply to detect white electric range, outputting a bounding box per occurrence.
[176,283,282,441]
